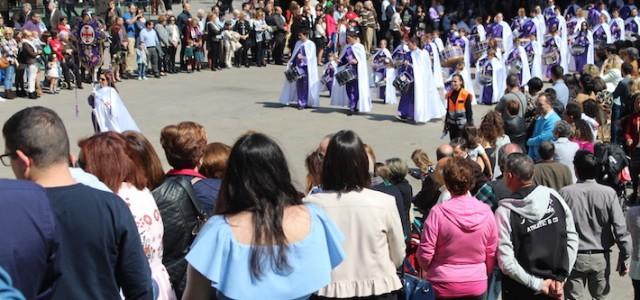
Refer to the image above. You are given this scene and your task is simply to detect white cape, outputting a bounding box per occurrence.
[92,86,140,133]
[611,17,626,40]
[530,40,544,79]
[507,46,531,86]
[279,40,320,107]
[410,49,445,122]
[594,23,613,44]
[479,57,503,104]
[568,32,594,72]
[330,42,372,112]
[429,42,445,88]
[370,48,397,104]
[498,21,514,52]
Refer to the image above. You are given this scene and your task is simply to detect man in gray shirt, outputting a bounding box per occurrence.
[550,65,569,107]
[496,74,527,118]
[560,150,631,300]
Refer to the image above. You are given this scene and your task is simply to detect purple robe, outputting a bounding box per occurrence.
[572,31,589,73]
[293,47,309,107]
[322,63,335,95]
[543,36,561,77]
[397,52,415,118]
[339,47,359,110]
[372,51,387,99]
[480,59,494,105]
[611,20,622,40]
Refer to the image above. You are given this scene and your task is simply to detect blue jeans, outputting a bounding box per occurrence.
[611,104,623,146]
[485,268,502,300]
[4,65,15,91]
[137,64,145,78]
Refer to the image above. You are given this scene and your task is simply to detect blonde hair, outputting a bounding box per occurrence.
[411,149,433,173]
[583,64,600,78]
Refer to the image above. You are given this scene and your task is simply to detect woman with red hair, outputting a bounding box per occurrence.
[77,132,176,300]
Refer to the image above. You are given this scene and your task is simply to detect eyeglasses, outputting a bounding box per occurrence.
[0,152,14,167]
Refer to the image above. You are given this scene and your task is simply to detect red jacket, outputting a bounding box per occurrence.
[623,112,640,150]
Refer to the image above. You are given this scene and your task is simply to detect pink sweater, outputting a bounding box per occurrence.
[417,195,498,298]
[325,14,337,35]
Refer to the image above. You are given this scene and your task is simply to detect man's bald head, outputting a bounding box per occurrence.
[498,143,523,170]
[436,144,453,160]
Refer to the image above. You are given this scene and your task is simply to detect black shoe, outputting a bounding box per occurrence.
[16,90,26,97]
[297,106,304,110]
[346,110,353,116]
[28,92,38,99]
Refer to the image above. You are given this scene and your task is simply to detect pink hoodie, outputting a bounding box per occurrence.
[417,195,498,298]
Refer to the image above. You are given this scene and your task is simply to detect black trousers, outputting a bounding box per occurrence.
[168,45,178,72]
[159,46,169,72]
[62,58,81,88]
[15,64,25,93]
[272,33,286,64]
[208,41,221,69]
[255,41,265,66]
[179,38,187,69]
[235,40,250,66]
[633,279,640,300]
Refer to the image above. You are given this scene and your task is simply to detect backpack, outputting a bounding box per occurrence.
[594,143,630,189]
[152,176,206,298]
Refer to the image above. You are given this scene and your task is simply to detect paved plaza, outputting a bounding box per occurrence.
[0,0,633,297]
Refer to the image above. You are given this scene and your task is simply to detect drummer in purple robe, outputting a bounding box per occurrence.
[371,39,395,104]
[396,37,444,123]
[610,8,626,41]
[569,22,594,73]
[625,8,640,40]
[543,17,564,78]
[330,29,371,115]
[593,14,613,46]
[279,31,320,109]
[490,13,513,55]
[479,49,503,105]
[543,0,556,20]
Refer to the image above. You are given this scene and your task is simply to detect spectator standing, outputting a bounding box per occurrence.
[155,16,170,76]
[0,28,17,99]
[206,13,222,71]
[305,130,405,299]
[451,137,488,195]
[527,92,561,161]
[533,141,574,192]
[561,151,632,300]
[496,153,579,300]
[553,120,580,183]
[154,121,212,298]
[503,100,527,152]
[551,65,570,108]
[139,21,161,78]
[177,3,193,70]
[253,10,269,67]
[183,132,345,299]
[166,16,180,73]
[123,4,141,77]
[496,74,527,118]
[0,179,58,299]
[613,62,635,145]
[359,1,377,53]
[2,106,152,299]
[418,157,498,299]
[77,132,177,300]
[267,6,287,65]
[233,12,252,68]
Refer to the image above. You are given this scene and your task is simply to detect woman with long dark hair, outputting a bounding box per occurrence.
[306,130,405,299]
[183,132,344,299]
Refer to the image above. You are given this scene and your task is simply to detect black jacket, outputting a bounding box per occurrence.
[152,175,204,298]
[17,41,38,65]
[504,114,527,151]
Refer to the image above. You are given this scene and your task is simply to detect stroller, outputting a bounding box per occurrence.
[594,143,632,208]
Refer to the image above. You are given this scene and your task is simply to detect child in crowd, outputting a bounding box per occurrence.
[410,149,435,180]
[321,53,337,95]
[136,42,148,80]
[184,39,196,72]
[463,124,493,178]
[57,16,70,35]
[46,54,60,94]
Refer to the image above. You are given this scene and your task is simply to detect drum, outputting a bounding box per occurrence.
[472,40,489,58]
[570,44,586,56]
[508,59,523,74]
[442,46,464,67]
[478,74,493,85]
[320,72,332,86]
[393,72,414,94]
[284,67,304,82]
[336,67,357,86]
[543,51,559,65]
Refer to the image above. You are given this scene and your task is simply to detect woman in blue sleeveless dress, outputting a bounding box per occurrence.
[183,132,345,300]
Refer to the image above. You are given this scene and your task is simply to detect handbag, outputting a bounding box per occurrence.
[401,259,435,300]
[176,177,208,236]
[0,57,9,69]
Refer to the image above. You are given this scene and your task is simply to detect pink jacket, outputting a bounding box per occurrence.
[417,195,498,298]
[325,14,337,35]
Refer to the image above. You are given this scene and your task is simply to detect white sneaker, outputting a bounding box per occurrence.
[0,97,6,102]
[143,76,148,80]
[137,77,142,81]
